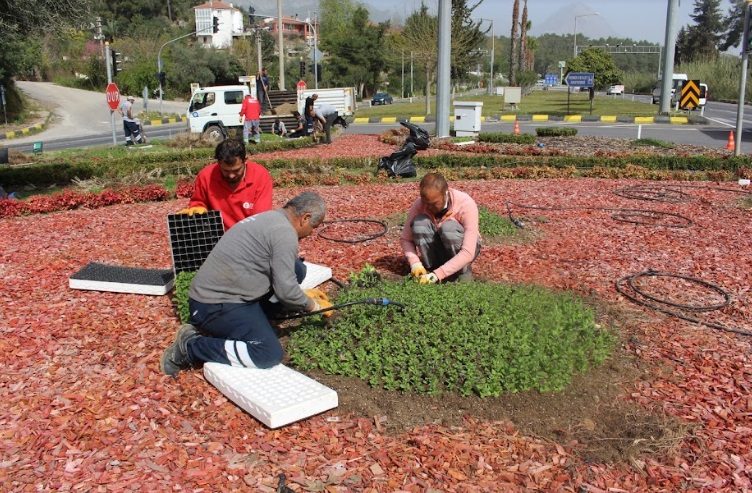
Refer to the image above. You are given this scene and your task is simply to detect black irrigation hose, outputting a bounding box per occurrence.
[317,218,388,243]
[614,183,752,203]
[506,201,694,229]
[615,271,751,337]
[273,297,407,320]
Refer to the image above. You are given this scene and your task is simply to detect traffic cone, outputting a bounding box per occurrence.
[725,131,735,151]
[513,120,520,135]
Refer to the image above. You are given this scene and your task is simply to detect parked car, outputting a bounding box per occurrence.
[371,92,393,105]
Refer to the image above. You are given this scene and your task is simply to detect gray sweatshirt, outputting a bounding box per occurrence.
[188,209,308,311]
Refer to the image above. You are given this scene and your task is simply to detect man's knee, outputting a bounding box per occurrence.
[250,342,284,368]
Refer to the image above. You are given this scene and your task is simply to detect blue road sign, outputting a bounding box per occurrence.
[544,74,558,85]
[564,72,594,87]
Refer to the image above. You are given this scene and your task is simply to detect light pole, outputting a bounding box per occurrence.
[573,13,599,57]
[158,28,210,114]
[250,13,285,90]
[305,14,319,89]
[478,18,494,93]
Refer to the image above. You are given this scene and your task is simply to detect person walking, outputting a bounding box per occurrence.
[239,93,261,144]
[118,95,145,146]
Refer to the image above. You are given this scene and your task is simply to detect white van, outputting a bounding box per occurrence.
[651,73,688,104]
[187,85,249,142]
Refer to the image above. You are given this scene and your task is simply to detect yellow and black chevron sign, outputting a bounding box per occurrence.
[680,80,701,109]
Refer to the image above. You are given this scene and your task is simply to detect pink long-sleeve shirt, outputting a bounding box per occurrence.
[400,188,480,281]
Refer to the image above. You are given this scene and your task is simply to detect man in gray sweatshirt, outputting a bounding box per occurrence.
[160,191,333,377]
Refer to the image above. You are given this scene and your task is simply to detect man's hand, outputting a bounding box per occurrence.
[310,297,334,318]
[419,272,439,284]
[305,288,329,303]
[179,206,208,216]
[239,115,244,123]
[410,262,427,278]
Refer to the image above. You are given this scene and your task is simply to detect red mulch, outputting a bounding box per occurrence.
[1,135,751,492]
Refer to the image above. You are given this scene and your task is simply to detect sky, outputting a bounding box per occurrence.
[361,0,740,46]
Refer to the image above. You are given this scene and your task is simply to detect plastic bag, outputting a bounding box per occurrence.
[400,121,430,150]
[378,142,417,178]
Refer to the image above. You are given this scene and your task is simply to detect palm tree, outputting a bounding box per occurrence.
[509,0,520,85]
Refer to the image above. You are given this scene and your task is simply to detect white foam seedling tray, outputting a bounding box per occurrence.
[203,362,338,428]
[269,261,332,303]
[69,263,175,296]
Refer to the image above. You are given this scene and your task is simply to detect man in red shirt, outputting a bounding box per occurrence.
[181,139,272,231]
[239,93,261,144]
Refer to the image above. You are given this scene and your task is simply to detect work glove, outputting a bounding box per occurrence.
[310,297,334,318]
[179,206,208,216]
[419,272,439,284]
[410,262,427,278]
[305,288,330,303]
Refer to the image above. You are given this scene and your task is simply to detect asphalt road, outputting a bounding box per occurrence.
[6,82,752,154]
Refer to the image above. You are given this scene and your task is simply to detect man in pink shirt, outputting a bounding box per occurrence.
[239,93,261,144]
[400,172,481,283]
[181,139,273,231]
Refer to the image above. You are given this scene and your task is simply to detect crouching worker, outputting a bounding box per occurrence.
[401,172,481,284]
[161,191,333,377]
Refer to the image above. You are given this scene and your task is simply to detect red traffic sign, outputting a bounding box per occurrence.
[297,80,307,91]
[105,83,120,110]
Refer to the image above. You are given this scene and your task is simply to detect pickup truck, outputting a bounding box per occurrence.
[298,87,356,118]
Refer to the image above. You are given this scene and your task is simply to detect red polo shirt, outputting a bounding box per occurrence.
[188,161,273,230]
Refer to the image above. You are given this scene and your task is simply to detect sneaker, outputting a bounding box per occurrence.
[160,324,200,377]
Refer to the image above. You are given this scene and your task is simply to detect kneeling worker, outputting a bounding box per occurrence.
[401,172,481,283]
[161,191,334,377]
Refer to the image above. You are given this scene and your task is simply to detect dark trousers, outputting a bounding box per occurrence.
[186,260,307,369]
[411,214,481,280]
[323,112,338,144]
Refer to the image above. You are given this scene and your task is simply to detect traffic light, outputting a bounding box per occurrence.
[299,61,306,78]
[744,3,752,53]
[111,48,122,77]
[212,16,219,33]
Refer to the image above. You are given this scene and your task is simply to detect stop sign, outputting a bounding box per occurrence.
[297,80,307,91]
[105,83,120,110]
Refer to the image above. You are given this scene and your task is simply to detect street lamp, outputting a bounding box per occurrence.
[305,14,319,89]
[249,12,284,89]
[478,18,494,93]
[573,13,599,57]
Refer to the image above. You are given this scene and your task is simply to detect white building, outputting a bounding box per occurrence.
[193,1,244,49]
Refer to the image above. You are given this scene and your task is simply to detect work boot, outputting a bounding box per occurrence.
[160,324,200,377]
[457,266,474,283]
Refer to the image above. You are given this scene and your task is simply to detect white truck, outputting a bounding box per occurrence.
[186,85,357,142]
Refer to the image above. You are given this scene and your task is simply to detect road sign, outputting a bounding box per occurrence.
[544,74,558,85]
[680,79,700,109]
[297,80,307,91]
[564,72,594,87]
[106,83,120,110]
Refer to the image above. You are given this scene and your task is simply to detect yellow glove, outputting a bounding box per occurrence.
[419,272,439,284]
[311,297,334,318]
[410,262,427,278]
[305,288,330,303]
[179,206,208,216]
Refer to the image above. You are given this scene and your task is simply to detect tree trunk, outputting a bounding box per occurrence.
[520,1,529,71]
[509,0,520,86]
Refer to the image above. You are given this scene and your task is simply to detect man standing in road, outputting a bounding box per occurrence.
[118,95,145,146]
[160,191,333,377]
[239,93,261,145]
[401,172,481,283]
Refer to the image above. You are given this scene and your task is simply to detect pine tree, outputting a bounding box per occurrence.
[681,0,725,61]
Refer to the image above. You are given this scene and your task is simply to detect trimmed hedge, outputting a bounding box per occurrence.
[479,133,536,145]
[535,127,578,137]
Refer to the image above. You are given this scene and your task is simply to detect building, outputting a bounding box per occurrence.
[193,1,244,49]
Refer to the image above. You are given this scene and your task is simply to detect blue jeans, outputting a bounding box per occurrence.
[186,260,306,369]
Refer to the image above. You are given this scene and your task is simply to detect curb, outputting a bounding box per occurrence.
[0,122,47,141]
[142,116,185,126]
[349,114,707,125]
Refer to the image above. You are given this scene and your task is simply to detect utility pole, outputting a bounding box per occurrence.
[277,0,285,90]
[735,0,752,156]
[435,0,451,138]
[659,0,680,115]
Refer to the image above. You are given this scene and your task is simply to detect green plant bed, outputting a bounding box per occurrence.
[535,127,577,137]
[631,138,674,149]
[479,132,536,145]
[288,278,615,396]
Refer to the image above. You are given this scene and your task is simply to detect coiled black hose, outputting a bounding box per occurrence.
[317,219,388,243]
[615,270,750,337]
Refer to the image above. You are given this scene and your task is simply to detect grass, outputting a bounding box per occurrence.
[355,89,668,119]
[631,138,674,148]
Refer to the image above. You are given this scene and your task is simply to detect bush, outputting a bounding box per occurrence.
[535,127,578,137]
[479,132,536,145]
[288,278,615,396]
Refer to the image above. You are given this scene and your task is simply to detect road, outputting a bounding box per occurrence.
[5,83,752,154]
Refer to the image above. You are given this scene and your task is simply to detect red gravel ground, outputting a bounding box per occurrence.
[1,135,751,492]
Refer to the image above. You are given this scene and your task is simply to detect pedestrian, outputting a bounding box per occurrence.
[160,191,334,377]
[239,93,261,144]
[179,138,272,231]
[313,104,347,144]
[256,67,270,114]
[272,117,287,137]
[401,172,481,284]
[118,95,145,146]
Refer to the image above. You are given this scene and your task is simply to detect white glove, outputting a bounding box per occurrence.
[419,272,439,284]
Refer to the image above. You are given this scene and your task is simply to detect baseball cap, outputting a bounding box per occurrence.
[127,95,135,101]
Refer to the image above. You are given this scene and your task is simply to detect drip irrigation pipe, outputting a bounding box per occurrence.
[317,218,388,243]
[506,201,693,229]
[615,271,750,337]
[614,183,752,203]
[273,297,407,320]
